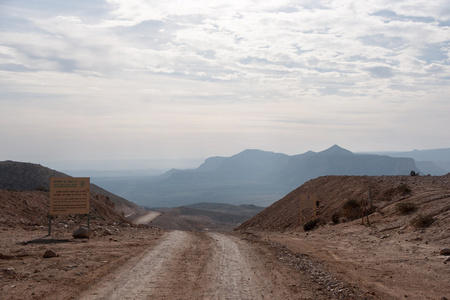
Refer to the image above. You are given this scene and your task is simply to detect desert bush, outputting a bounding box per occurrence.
[396,202,417,214]
[331,212,340,224]
[303,219,319,231]
[342,199,362,220]
[343,199,359,209]
[411,214,434,228]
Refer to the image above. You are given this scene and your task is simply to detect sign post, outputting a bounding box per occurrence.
[49,177,90,235]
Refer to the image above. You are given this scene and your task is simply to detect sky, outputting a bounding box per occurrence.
[1,0,449,170]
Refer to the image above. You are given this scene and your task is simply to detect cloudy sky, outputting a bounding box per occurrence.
[1,0,449,169]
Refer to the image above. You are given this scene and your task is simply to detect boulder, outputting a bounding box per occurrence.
[2,267,16,275]
[43,250,58,258]
[439,248,450,256]
[72,227,92,239]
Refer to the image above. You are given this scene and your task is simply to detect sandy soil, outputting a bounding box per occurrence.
[0,225,162,300]
[252,221,450,300]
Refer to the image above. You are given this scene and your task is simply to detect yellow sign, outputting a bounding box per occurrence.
[50,177,90,215]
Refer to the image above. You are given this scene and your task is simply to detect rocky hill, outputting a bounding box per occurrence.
[0,160,141,215]
[236,174,450,241]
[0,190,131,228]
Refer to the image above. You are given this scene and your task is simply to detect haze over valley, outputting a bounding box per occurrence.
[88,145,450,207]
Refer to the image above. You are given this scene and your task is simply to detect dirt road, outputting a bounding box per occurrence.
[132,211,162,225]
[78,230,303,299]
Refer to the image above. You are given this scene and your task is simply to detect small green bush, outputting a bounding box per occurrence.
[396,202,417,214]
[303,219,319,231]
[411,214,434,228]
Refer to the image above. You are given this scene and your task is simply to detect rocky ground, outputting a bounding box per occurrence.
[0,222,162,300]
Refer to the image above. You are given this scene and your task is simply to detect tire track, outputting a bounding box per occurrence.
[200,233,288,299]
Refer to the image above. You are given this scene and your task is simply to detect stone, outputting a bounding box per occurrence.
[2,267,16,276]
[439,248,450,256]
[72,227,92,239]
[43,250,58,258]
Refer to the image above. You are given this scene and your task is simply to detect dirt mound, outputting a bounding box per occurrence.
[237,175,450,238]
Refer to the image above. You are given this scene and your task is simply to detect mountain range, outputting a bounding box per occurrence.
[365,148,450,175]
[93,145,446,207]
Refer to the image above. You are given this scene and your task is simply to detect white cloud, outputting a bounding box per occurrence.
[0,0,449,163]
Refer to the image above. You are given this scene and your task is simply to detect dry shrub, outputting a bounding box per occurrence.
[396,202,418,214]
[411,214,434,228]
[380,184,411,201]
[303,219,319,231]
[342,199,362,220]
[331,212,340,224]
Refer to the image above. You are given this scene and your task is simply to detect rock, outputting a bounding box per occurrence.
[103,228,113,236]
[2,267,16,276]
[43,250,58,258]
[73,227,92,239]
[439,248,450,256]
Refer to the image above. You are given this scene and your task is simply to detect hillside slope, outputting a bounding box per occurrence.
[0,190,131,227]
[237,174,450,239]
[0,160,141,215]
[236,175,450,299]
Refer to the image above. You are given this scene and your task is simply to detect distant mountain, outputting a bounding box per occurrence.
[366,148,450,175]
[0,160,141,215]
[99,145,420,208]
